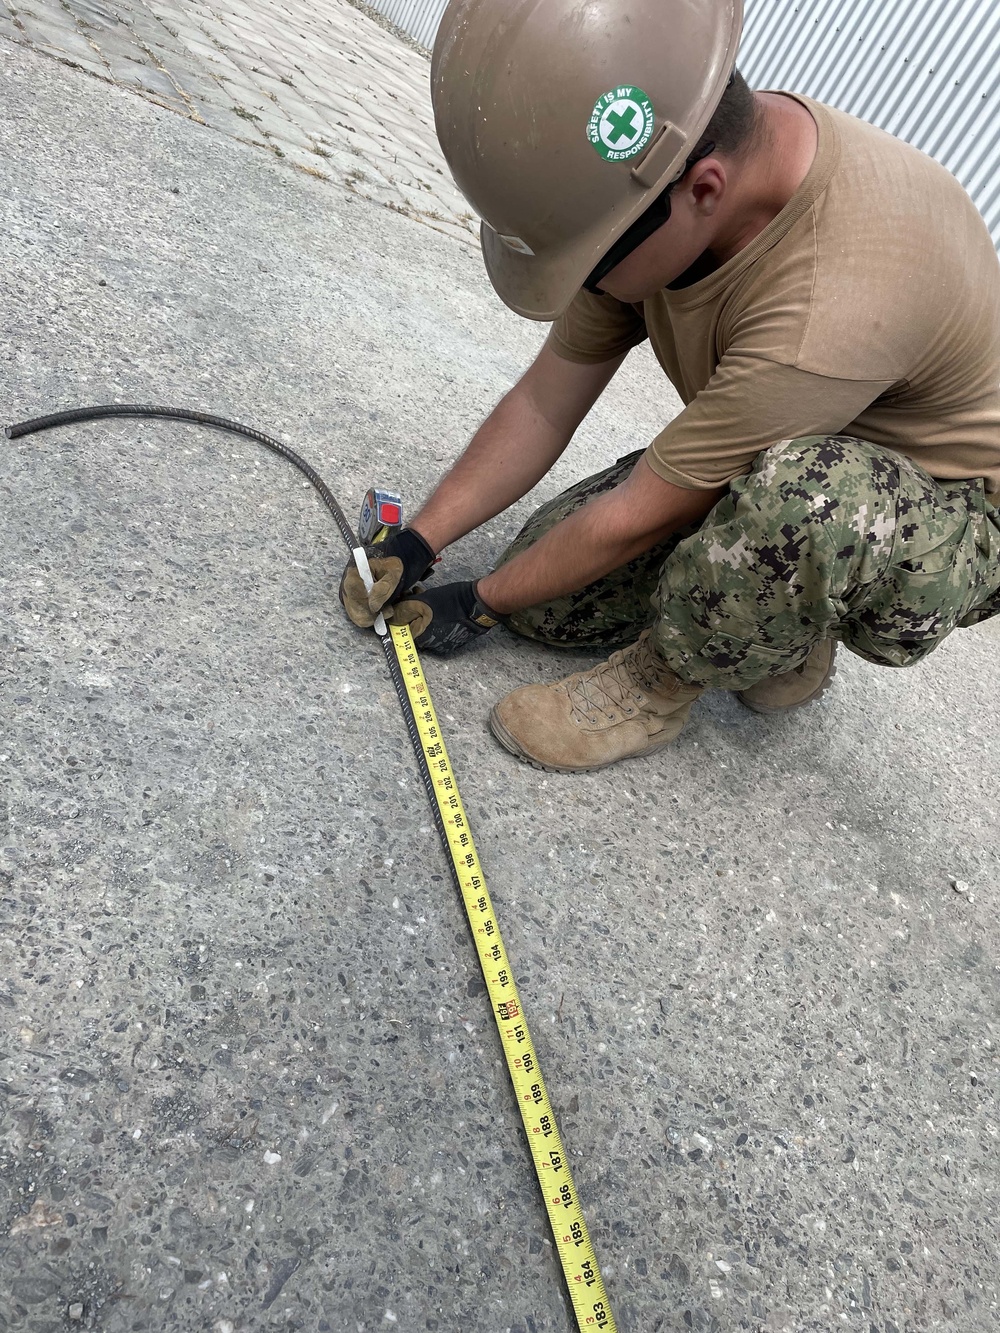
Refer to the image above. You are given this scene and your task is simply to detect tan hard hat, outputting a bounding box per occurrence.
[431,0,744,320]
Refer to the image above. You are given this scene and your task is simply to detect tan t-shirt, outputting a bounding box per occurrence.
[548,95,1000,505]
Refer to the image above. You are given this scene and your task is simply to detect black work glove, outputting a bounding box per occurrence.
[388,581,502,655]
[340,527,435,628]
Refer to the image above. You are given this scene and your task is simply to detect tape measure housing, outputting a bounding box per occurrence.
[359,487,404,544]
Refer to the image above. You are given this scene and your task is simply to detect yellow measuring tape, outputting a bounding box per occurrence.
[391,621,617,1332]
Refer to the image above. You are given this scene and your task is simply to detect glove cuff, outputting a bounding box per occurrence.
[471,581,504,628]
[387,527,436,584]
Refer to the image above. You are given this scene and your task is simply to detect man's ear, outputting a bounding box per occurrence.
[689,161,726,216]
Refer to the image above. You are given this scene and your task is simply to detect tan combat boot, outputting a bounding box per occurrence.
[489,631,703,773]
[736,641,838,714]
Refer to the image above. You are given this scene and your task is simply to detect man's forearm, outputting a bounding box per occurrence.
[410,344,628,553]
[410,388,571,552]
[478,457,723,615]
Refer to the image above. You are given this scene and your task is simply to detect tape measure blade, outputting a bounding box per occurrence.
[388,624,617,1333]
[488,985,616,1330]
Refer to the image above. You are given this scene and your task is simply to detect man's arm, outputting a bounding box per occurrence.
[477,455,725,614]
[478,353,900,615]
[385,352,901,648]
[410,342,627,553]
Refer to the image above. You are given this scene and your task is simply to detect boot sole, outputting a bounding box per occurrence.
[736,649,838,715]
[488,705,677,774]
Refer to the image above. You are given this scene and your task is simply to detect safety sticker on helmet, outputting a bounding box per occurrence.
[587,87,655,162]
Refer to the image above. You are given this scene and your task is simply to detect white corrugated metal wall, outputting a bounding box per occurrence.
[738,0,1000,249]
[366,0,1000,246]
[365,0,448,49]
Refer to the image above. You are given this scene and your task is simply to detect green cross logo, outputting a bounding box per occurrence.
[587,86,655,162]
[605,105,640,145]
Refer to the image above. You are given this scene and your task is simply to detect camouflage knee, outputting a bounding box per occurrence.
[651,435,997,687]
[498,451,645,565]
[498,451,672,649]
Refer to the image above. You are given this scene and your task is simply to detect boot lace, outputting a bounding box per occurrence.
[565,634,669,723]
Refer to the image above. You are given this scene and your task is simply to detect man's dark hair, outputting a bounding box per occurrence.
[696,69,762,158]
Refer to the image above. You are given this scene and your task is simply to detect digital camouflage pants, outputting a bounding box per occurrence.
[497,436,1000,689]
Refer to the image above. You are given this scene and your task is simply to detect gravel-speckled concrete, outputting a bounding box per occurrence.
[2,44,998,1333]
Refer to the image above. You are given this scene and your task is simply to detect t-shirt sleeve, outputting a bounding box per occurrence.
[644,355,898,489]
[546,289,649,364]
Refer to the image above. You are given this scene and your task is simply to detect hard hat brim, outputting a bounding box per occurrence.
[481,222,592,322]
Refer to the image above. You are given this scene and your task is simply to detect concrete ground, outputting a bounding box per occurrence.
[1,25,999,1333]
